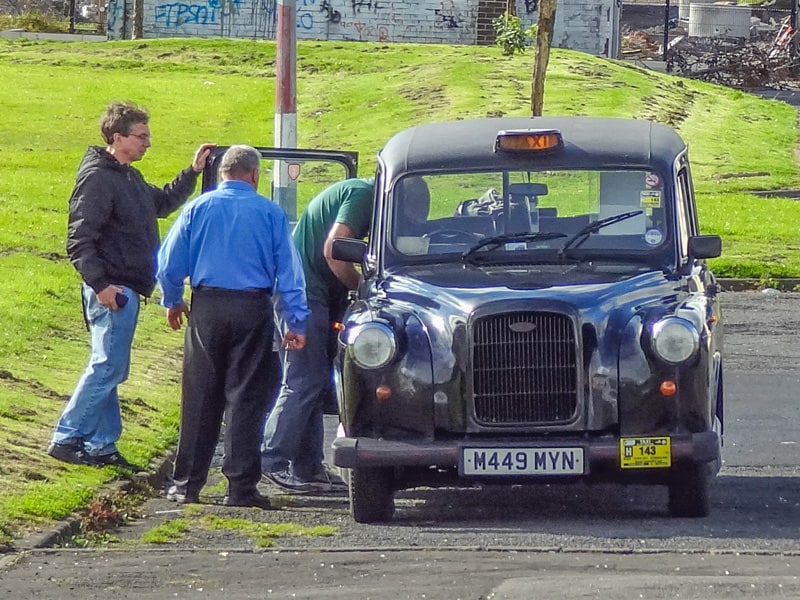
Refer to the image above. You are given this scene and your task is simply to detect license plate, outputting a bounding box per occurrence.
[461,447,585,476]
[620,437,671,469]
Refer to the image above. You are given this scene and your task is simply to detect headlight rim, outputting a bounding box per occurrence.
[650,316,700,365]
[347,322,397,369]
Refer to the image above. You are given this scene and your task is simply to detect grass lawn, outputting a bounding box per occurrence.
[1,36,799,548]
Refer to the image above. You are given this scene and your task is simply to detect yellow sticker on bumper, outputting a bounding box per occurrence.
[620,437,671,469]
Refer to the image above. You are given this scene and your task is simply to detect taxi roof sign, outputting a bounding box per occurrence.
[495,129,563,153]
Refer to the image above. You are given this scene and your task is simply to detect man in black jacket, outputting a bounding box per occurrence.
[48,101,214,469]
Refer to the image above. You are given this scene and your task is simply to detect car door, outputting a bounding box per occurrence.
[201,147,359,221]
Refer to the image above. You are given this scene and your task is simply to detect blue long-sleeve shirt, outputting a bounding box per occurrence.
[156,180,309,334]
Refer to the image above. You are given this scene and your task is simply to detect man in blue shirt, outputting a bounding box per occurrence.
[156,145,309,509]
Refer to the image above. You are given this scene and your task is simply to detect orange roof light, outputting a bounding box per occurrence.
[495,129,563,153]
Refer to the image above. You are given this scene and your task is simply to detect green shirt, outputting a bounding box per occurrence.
[293,177,374,304]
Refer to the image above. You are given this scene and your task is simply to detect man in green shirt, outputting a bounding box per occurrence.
[261,177,374,492]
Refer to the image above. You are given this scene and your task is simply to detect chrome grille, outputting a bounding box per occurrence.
[472,312,578,424]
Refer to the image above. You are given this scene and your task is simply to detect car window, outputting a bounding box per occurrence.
[388,170,670,260]
[201,148,359,220]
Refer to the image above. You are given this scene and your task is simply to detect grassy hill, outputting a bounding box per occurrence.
[1,36,799,548]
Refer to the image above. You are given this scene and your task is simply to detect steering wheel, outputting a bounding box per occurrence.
[423,229,483,244]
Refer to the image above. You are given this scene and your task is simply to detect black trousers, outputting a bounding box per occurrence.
[172,287,280,498]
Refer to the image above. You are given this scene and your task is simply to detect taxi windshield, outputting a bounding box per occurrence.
[388,169,672,266]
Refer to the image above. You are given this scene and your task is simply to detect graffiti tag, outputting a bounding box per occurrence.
[155,2,216,27]
[352,0,382,13]
[321,0,341,23]
[434,0,462,29]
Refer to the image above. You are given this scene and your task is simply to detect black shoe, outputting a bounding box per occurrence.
[166,484,199,504]
[48,440,92,465]
[261,469,318,493]
[223,491,275,510]
[88,451,144,472]
[309,464,348,494]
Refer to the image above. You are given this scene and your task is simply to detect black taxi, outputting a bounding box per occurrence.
[328,117,724,523]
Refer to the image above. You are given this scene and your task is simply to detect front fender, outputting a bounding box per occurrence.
[618,307,715,436]
[338,311,434,439]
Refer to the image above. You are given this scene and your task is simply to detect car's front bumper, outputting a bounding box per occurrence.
[332,431,721,475]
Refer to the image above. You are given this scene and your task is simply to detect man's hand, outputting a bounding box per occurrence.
[166,303,190,330]
[97,285,125,310]
[191,143,217,173]
[283,331,306,351]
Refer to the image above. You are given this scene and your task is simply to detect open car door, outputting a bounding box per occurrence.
[201,147,359,219]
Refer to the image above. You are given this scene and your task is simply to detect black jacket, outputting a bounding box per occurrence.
[66,146,198,297]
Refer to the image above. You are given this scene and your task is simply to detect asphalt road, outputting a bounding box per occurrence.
[1,290,799,599]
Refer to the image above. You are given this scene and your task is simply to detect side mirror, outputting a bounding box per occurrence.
[332,238,367,263]
[688,235,722,259]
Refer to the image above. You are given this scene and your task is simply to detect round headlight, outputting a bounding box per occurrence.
[651,317,700,364]
[348,323,397,369]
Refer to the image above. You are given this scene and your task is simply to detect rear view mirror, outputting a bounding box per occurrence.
[507,182,548,197]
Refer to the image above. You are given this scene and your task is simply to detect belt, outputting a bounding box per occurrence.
[192,285,272,295]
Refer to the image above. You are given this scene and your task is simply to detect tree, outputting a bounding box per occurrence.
[531,0,557,116]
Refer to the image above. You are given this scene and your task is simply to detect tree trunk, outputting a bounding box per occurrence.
[531,0,557,117]
[132,0,144,39]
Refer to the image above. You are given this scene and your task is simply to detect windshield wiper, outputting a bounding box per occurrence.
[557,210,644,259]
[462,231,567,263]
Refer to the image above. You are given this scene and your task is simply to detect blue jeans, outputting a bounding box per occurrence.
[52,284,139,456]
[261,297,332,480]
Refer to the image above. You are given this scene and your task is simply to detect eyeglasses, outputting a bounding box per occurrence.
[127,132,151,142]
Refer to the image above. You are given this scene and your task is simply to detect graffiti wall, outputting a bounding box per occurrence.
[107,0,619,58]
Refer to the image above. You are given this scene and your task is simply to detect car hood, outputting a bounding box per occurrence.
[378,264,683,319]
[368,263,690,406]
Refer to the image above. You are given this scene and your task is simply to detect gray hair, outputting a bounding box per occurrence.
[219,145,261,177]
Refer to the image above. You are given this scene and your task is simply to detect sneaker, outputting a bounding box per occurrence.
[309,464,348,493]
[88,451,144,472]
[223,491,275,510]
[261,469,317,494]
[48,440,91,465]
[166,484,199,504]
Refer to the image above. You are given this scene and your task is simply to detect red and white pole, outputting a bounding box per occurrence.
[274,0,298,220]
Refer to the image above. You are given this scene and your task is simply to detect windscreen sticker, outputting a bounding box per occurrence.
[645,229,663,245]
[504,242,527,251]
[640,190,662,208]
[645,172,662,188]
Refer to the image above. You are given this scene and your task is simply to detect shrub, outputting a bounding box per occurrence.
[0,11,68,33]
[492,11,537,57]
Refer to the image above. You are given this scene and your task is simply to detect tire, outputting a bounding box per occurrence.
[349,467,395,523]
[668,462,712,518]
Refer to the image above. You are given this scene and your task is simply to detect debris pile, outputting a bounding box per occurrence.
[621,9,800,89]
[667,33,799,88]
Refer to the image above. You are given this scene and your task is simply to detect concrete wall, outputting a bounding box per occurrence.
[106,0,619,57]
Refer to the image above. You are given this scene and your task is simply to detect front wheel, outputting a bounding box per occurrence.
[350,467,395,523]
[668,462,712,518]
